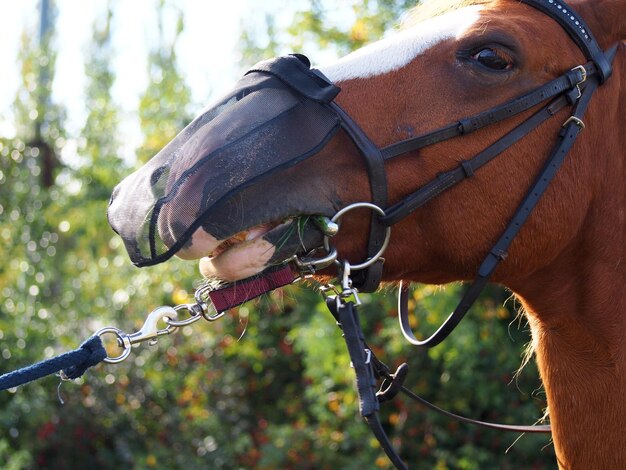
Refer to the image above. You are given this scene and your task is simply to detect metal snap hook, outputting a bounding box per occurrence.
[95,306,178,364]
[126,306,178,346]
[338,260,362,306]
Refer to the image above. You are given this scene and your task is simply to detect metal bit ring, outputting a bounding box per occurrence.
[323,202,391,271]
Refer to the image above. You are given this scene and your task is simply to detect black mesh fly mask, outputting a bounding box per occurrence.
[108,55,343,268]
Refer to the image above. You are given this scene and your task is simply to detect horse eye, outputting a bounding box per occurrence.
[472,48,513,70]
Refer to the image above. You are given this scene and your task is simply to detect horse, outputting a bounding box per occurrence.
[108,0,626,467]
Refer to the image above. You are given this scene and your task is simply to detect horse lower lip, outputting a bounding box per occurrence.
[200,216,325,281]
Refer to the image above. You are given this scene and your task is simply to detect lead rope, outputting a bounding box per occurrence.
[0,336,107,391]
[0,264,299,390]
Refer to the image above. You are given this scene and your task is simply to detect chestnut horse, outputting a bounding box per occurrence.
[109,0,625,468]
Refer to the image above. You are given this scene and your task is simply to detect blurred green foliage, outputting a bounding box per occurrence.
[136,1,192,164]
[0,1,555,469]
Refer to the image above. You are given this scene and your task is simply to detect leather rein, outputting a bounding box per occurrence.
[187,0,616,468]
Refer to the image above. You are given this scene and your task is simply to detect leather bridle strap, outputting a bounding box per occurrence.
[309,65,389,293]
[379,64,592,160]
[319,69,591,292]
[380,88,574,226]
[396,382,552,433]
[334,297,551,470]
[520,0,612,82]
[335,299,410,470]
[396,46,615,348]
[388,87,577,346]
[331,103,389,293]
[327,296,552,433]
[338,0,612,296]
[370,330,552,433]
[336,60,597,293]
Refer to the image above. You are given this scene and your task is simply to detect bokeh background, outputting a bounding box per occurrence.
[0,1,555,468]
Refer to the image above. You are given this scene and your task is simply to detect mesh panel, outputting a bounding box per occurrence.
[108,65,341,266]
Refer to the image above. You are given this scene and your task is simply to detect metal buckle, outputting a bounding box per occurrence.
[567,65,587,102]
[571,65,587,85]
[562,116,585,129]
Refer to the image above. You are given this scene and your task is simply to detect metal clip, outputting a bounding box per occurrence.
[318,283,341,299]
[166,304,204,327]
[192,285,227,321]
[338,261,362,306]
[563,116,585,129]
[289,247,338,274]
[341,261,353,293]
[96,306,178,364]
[95,284,230,365]
[126,306,178,346]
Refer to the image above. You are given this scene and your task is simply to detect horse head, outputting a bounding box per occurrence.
[108,1,625,466]
[109,0,624,287]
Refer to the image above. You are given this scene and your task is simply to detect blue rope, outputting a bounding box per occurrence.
[0,336,107,391]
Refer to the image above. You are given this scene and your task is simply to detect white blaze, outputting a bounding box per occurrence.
[319,5,483,82]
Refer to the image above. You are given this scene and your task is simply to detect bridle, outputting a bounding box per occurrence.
[332,3,615,296]
[100,0,617,468]
[256,0,616,468]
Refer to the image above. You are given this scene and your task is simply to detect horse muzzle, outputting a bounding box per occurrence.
[107,55,343,274]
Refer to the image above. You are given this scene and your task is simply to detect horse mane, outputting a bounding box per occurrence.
[401,0,494,27]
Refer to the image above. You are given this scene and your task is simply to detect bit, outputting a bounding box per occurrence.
[311,215,339,237]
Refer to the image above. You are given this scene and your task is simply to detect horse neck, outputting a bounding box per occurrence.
[511,54,626,468]
[516,221,625,466]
